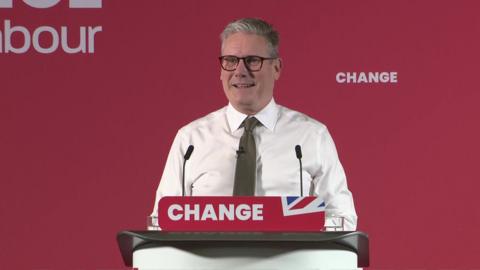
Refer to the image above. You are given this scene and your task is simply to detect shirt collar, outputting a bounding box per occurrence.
[226,98,279,133]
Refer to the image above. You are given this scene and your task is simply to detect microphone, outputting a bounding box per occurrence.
[182,145,194,196]
[295,145,303,197]
[184,145,194,160]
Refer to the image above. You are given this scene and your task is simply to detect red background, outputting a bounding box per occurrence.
[1,1,480,269]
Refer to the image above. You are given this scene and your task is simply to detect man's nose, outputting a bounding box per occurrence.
[234,59,250,76]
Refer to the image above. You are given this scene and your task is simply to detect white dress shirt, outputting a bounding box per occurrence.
[151,99,358,230]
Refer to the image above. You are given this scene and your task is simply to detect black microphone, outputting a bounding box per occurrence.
[184,145,194,160]
[182,145,194,196]
[295,145,303,197]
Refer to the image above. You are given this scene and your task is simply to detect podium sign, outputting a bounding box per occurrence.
[157,196,325,232]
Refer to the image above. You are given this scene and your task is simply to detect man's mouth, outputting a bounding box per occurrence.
[232,83,256,89]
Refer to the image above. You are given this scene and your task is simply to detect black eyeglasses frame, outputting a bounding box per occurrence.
[219,55,277,72]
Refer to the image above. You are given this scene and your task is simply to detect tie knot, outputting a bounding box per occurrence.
[244,117,259,132]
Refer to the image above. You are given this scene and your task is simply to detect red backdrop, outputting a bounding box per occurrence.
[1,1,480,269]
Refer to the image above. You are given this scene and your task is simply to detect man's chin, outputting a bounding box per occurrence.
[230,93,255,106]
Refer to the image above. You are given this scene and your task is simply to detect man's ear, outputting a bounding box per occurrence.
[274,58,282,80]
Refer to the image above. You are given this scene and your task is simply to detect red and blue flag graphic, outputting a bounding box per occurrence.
[282,196,325,216]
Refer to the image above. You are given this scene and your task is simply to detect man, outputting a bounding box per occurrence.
[151,18,357,230]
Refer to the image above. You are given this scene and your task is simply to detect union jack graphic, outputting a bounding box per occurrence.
[281,196,325,216]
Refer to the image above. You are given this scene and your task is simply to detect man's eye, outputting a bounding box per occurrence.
[246,57,261,65]
[224,57,238,63]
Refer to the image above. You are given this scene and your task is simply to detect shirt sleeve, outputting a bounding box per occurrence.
[312,127,358,231]
[150,130,185,217]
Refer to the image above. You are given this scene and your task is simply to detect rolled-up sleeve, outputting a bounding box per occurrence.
[312,128,358,231]
[150,130,185,217]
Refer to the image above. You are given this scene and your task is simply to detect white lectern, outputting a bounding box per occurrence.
[117,231,369,270]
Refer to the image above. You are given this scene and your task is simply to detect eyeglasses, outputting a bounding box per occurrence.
[219,55,277,72]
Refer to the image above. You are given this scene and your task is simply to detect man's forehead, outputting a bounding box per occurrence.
[222,32,270,56]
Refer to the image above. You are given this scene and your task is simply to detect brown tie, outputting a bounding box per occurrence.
[233,117,259,196]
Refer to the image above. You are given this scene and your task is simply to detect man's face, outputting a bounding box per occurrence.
[220,32,281,115]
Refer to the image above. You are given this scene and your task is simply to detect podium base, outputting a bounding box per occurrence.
[133,246,359,270]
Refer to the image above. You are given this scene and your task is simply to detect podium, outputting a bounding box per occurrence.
[117,230,369,269]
